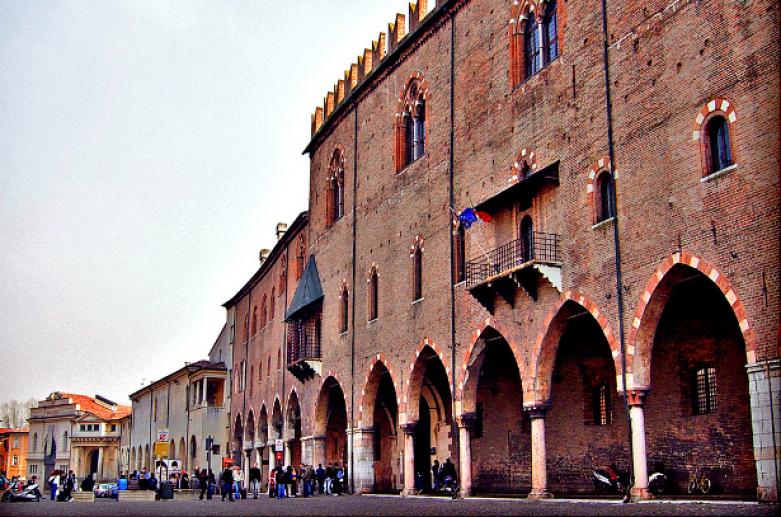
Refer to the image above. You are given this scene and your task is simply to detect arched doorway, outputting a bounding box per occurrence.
[258,405,269,485]
[359,360,400,493]
[169,439,176,461]
[636,264,756,495]
[285,392,302,468]
[315,377,348,468]
[245,410,256,481]
[233,414,244,467]
[542,300,629,495]
[130,447,136,472]
[190,435,198,470]
[178,437,186,470]
[461,327,530,494]
[520,215,533,262]
[87,449,99,479]
[144,444,150,471]
[406,345,452,493]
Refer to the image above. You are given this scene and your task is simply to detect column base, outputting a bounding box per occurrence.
[629,487,653,501]
[527,489,553,500]
[457,487,471,499]
[757,486,778,503]
[401,488,418,496]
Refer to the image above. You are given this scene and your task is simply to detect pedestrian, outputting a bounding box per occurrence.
[285,465,294,497]
[148,473,158,495]
[207,469,216,499]
[324,463,333,495]
[335,463,344,495]
[48,470,60,501]
[275,466,286,499]
[233,465,243,499]
[220,466,234,502]
[432,459,440,492]
[316,463,325,495]
[248,462,261,499]
[303,464,315,497]
[290,465,298,497]
[269,468,277,498]
[181,472,189,489]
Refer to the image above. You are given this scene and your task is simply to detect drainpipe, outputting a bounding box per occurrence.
[447,7,459,483]
[350,103,359,494]
[599,0,635,495]
[243,292,251,467]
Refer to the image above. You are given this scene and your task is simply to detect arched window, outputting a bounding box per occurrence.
[249,366,254,395]
[396,78,427,172]
[368,267,379,321]
[261,295,268,328]
[596,171,615,223]
[692,366,717,415]
[258,360,263,381]
[705,115,732,174]
[251,306,257,335]
[524,16,541,78]
[296,237,306,280]
[454,223,466,284]
[340,285,349,334]
[327,150,345,225]
[270,287,276,320]
[543,0,558,63]
[279,255,288,292]
[520,216,534,262]
[592,383,612,425]
[412,245,423,301]
[267,356,271,378]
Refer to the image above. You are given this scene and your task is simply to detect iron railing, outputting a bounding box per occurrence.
[286,315,321,365]
[466,232,561,288]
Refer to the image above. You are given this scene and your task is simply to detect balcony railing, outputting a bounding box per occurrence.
[466,232,561,288]
[287,317,321,365]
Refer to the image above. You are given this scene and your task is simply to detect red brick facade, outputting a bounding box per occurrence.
[228,0,779,501]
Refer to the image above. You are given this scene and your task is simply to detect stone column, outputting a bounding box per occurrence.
[284,439,292,467]
[401,423,416,495]
[747,359,781,503]
[201,378,207,405]
[456,413,476,498]
[267,440,276,483]
[525,404,552,499]
[352,428,375,493]
[97,447,104,482]
[626,389,651,500]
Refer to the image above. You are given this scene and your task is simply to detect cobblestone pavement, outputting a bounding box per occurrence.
[0,495,776,517]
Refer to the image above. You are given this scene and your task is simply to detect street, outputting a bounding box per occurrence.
[0,495,776,517]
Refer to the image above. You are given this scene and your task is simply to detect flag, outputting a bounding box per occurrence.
[458,208,492,229]
[475,211,492,222]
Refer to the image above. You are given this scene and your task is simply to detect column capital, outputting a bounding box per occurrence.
[625,389,650,406]
[401,422,417,435]
[456,412,478,429]
[523,403,550,419]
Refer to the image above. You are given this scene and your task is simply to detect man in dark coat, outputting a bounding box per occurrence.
[249,463,261,499]
[220,467,234,502]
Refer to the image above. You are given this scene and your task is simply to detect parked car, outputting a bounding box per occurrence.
[93,483,118,499]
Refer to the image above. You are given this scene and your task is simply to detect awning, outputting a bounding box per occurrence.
[284,255,324,321]
[475,160,560,213]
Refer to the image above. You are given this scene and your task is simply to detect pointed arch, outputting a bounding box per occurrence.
[394,72,429,172]
[258,404,269,444]
[627,252,757,390]
[245,409,256,444]
[531,290,620,402]
[357,354,401,428]
[402,339,452,422]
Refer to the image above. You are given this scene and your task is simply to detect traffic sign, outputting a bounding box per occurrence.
[274,439,284,452]
[157,429,170,442]
[154,441,169,458]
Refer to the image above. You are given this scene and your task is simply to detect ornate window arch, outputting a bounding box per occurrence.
[595,170,615,223]
[327,149,346,225]
[395,73,429,172]
[510,0,560,88]
[693,98,737,178]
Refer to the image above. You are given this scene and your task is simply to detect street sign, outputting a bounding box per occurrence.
[205,436,213,452]
[157,429,170,442]
[274,439,284,452]
[154,441,169,458]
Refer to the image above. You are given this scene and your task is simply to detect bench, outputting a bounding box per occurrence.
[118,490,156,502]
[71,492,95,502]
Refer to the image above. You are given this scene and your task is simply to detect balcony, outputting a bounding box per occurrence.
[466,232,562,313]
[286,314,322,382]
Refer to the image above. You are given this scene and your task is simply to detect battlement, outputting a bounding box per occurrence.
[310,0,436,138]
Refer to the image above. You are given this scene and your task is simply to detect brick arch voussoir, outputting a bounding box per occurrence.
[692,97,737,141]
[401,338,453,421]
[456,316,525,406]
[508,147,540,183]
[395,71,430,117]
[532,290,621,402]
[587,155,614,217]
[627,252,757,390]
[356,354,401,429]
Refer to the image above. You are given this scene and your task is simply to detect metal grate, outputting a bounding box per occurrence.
[287,315,321,364]
[465,232,561,288]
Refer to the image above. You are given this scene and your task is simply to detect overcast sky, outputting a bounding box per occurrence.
[0,0,428,406]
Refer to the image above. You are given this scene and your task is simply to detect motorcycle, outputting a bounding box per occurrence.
[439,475,459,498]
[648,469,667,496]
[1,482,42,503]
[592,465,628,495]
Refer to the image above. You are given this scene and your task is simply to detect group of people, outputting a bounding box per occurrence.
[268,462,347,499]
[46,469,77,502]
[430,458,458,493]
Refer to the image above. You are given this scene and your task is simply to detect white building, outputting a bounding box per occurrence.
[26,392,131,483]
[128,359,229,478]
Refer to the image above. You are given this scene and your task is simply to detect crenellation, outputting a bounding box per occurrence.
[372,33,387,66]
[388,13,407,51]
[324,91,335,118]
[409,0,428,32]
[337,79,346,104]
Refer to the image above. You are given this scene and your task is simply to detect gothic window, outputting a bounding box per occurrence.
[524,16,541,78]
[693,366,717,415]
[412,245,423,301]
[251,307,257,335]
[596,171,615,223]
[512,1,561,87]
[368,267,379,321]
[296,237,306,280]
[261,295,268,328]
[279,255,288,292]
[454,223,466,284]
[270,288,275,320]
[592,383,612,425]
[340,285,349,334]
[396,77,427,172]
[327,150,346,225]
[705,116,732,174]
[543,0,558,63]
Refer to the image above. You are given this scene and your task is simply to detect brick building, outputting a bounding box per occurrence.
[226,0,779,502]
[0,428,28,479]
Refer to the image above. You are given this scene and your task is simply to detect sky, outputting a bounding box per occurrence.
[0,0,430,406]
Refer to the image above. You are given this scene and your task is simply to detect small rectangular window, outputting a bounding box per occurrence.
[12,455,19,466]
[592,383,612,426]
[29,465,38,474]
[693,366,717,414]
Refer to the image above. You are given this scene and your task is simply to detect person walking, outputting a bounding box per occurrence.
[207,469,215,499]
[334,463,344,495]
[198,469,207,500]
[220,466,234,502]
[48,470,60,501]
[285,465,294,497]
[432,459,440,492]
[316,463,325,495]
[249,462,261,499]
[233,466,243,499]
[268,468,277,499]
[324,463,333,495]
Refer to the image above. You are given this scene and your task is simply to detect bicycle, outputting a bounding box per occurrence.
[687,467,711,495]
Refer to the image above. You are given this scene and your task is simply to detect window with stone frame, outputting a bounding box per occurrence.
[251,306,258,335]
[412,244,423,301]
[704,115,733,175]
[270,287,275,319]
[340,285,349,334]
[368,266,379,321]
[395,77,427,172]
[279,254,288,292]
[327,149,346,226]
[261,295,268,328]
[510,0,561,88]
[595,171,615,223]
